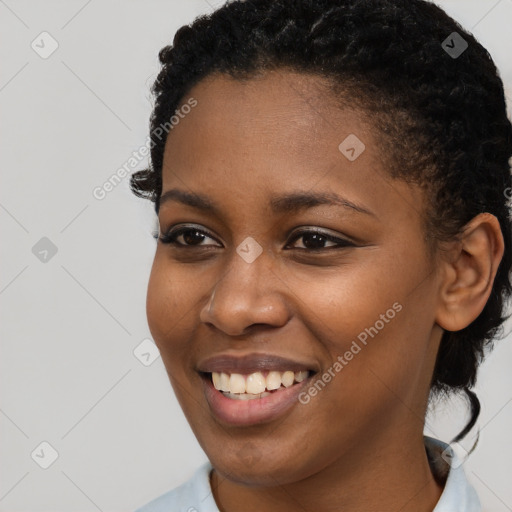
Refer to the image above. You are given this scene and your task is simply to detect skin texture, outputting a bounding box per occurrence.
[146,70,504,512]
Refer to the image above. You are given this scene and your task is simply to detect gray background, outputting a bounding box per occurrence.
[0,1,511,510]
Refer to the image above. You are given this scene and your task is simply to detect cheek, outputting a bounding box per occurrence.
[286,258,432,415]
[146,258,175,344]
[146,254,200,355]
[281,258,404,345]
[331,317,433,445]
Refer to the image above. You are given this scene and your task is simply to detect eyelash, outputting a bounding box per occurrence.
[154,225,355,251]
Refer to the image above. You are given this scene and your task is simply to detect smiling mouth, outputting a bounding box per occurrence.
[201,370,315,400]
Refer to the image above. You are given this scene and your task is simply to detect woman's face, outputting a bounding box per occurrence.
[147,70,445,484]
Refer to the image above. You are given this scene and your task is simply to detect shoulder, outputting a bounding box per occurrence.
[134,461,218,512]
[425,436,482,512]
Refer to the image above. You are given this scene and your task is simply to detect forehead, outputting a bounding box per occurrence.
[171,69,369,144]
[159,69,424,228]
[162,69,379,183]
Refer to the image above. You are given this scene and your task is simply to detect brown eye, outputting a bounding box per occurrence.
[158,226,220,247]
[287,229,354,250]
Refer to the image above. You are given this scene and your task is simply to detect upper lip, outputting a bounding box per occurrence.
[196,352,319,375]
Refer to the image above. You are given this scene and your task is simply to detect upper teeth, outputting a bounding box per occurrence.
[211,370,309,394]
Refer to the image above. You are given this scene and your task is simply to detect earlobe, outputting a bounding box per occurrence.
[435,213,504,332]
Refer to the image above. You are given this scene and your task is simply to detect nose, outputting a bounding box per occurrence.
[199,250,291,336]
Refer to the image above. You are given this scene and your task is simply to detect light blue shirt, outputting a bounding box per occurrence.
[135,436,481,512]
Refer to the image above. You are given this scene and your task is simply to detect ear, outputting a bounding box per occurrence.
[435,213,505,332]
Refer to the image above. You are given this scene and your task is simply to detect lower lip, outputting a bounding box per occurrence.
[201,373,314,427]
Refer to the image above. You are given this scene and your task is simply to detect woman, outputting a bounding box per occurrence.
[131,0,512,510]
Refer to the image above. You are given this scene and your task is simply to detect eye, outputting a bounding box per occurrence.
[286,228,354,251]
[155,225,221,247]
[154,225,355,251]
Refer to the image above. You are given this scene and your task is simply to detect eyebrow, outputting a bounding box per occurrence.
[158,188,375,217]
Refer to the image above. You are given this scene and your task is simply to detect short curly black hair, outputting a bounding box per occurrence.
[131,0,512,443]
